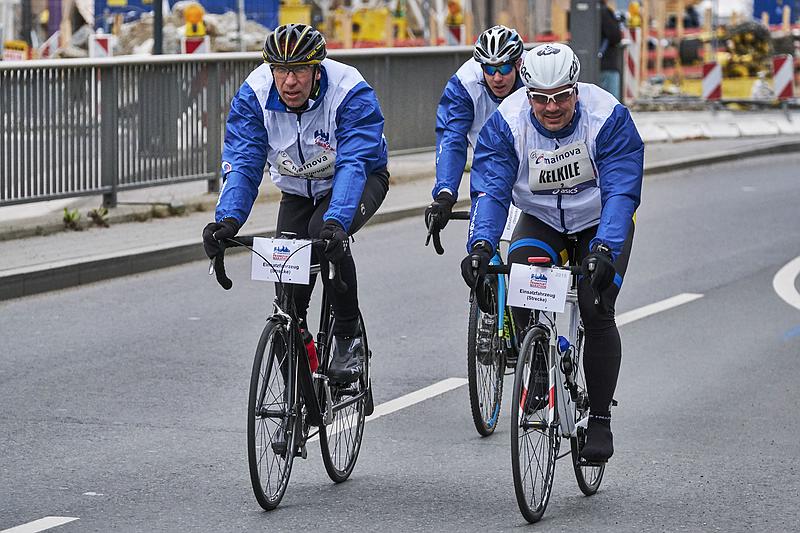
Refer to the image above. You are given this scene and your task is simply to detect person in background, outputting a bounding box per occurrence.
[599,0,624,100]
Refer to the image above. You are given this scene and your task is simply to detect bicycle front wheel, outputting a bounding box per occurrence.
[466,287,505,437]
[319,315,369,483]
[569,325,605,495]
[247,320,297,511]
[510,327,557,523]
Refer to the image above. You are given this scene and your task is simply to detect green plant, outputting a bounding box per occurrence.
[63,208,82,231]
[88,206,110,228]
[168,202,186,216]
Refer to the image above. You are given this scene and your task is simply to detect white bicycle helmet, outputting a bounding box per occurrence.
[473,25,523,65]
[519,43,581,90]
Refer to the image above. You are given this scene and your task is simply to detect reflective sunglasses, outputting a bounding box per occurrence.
[527,86,576,105]
[271,64,314,77]
[481,63,515,76]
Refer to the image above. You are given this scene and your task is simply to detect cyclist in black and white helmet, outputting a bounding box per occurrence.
[425,25,525,239]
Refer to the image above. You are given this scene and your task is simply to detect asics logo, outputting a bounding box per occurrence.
[537,45,561,56]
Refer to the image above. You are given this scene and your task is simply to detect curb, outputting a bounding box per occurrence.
[644,139,800,176]
[1,142,797,301]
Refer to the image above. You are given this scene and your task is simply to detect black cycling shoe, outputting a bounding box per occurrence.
[579,413,614,463]
[327,335,363,384]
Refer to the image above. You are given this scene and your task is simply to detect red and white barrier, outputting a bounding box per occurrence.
[702,62,722,100]
[180,36,210,54]
[623,27,641,105]
[772,54,795,100]
[38,31,60,59]
[89,34,116,58]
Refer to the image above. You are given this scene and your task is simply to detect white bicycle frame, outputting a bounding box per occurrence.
[547,282,583,439]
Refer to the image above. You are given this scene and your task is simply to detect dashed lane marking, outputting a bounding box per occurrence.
[2,517,79,533]
[617,293,704,326]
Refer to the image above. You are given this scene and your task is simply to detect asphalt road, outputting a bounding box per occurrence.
[2,154,800,532]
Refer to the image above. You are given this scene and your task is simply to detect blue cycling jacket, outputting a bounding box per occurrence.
[467,83,644,261]
[433,57,523,200]
[215,58,388,231]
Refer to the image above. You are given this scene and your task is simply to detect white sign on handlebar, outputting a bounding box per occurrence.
[251,237,312,285]
[507,264,570,313]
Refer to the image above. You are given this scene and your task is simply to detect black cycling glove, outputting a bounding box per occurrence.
[319,219,350,264]
[202,217,240,259]
[425,191,456,231]
[460,241,493,288]
[581,243,615,291]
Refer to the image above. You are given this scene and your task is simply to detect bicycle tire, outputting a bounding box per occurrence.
[466,286,505,436]
[569,325,606,495]
[319,314,369,483]
[510,327,557,523]
[247,320,297,510]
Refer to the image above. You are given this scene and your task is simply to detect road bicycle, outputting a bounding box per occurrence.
[211,235,373,510]
[500,241,611,523]
[426,209,519,437]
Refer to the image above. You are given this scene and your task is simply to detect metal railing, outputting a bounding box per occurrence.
[0,46,472,207]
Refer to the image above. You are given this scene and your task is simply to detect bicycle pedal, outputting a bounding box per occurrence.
[577,458,607,467]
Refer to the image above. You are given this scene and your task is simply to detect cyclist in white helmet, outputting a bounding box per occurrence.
[461,42,644,463]
[425,25,524,236]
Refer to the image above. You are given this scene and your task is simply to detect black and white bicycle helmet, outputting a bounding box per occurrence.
[262,23,327,65]
[519,43,581,90]
[473,25,524,65]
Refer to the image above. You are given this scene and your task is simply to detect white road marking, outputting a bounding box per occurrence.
[773,256,800,311]
[309,377,467,442]
[2,517,79,533]
[306,294,706,445]
[616,293,704,326]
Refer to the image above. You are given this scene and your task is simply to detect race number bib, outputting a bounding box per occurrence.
[528,141,596,195]
[251,237,312,285]
[507,264,570,313]
[276,150,335,179]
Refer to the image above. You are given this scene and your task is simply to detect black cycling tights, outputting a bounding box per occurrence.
[275,169,389,337]
[508,213,635,414]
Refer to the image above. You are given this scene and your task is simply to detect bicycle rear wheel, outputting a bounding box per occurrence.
[247,320,297,510]
[319,315,369,483]
[511,327,557,523]
[569,325,605,495]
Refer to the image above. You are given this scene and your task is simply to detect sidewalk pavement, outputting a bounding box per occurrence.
[2,133,799,301]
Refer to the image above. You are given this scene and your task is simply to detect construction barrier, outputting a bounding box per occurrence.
[623,27,641,105]
[89,34,116,58]
[38,31,60,59]
[772,54,795,100]
[702,62,722,101]
[180,36,211,54]
[2,40,30,61]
